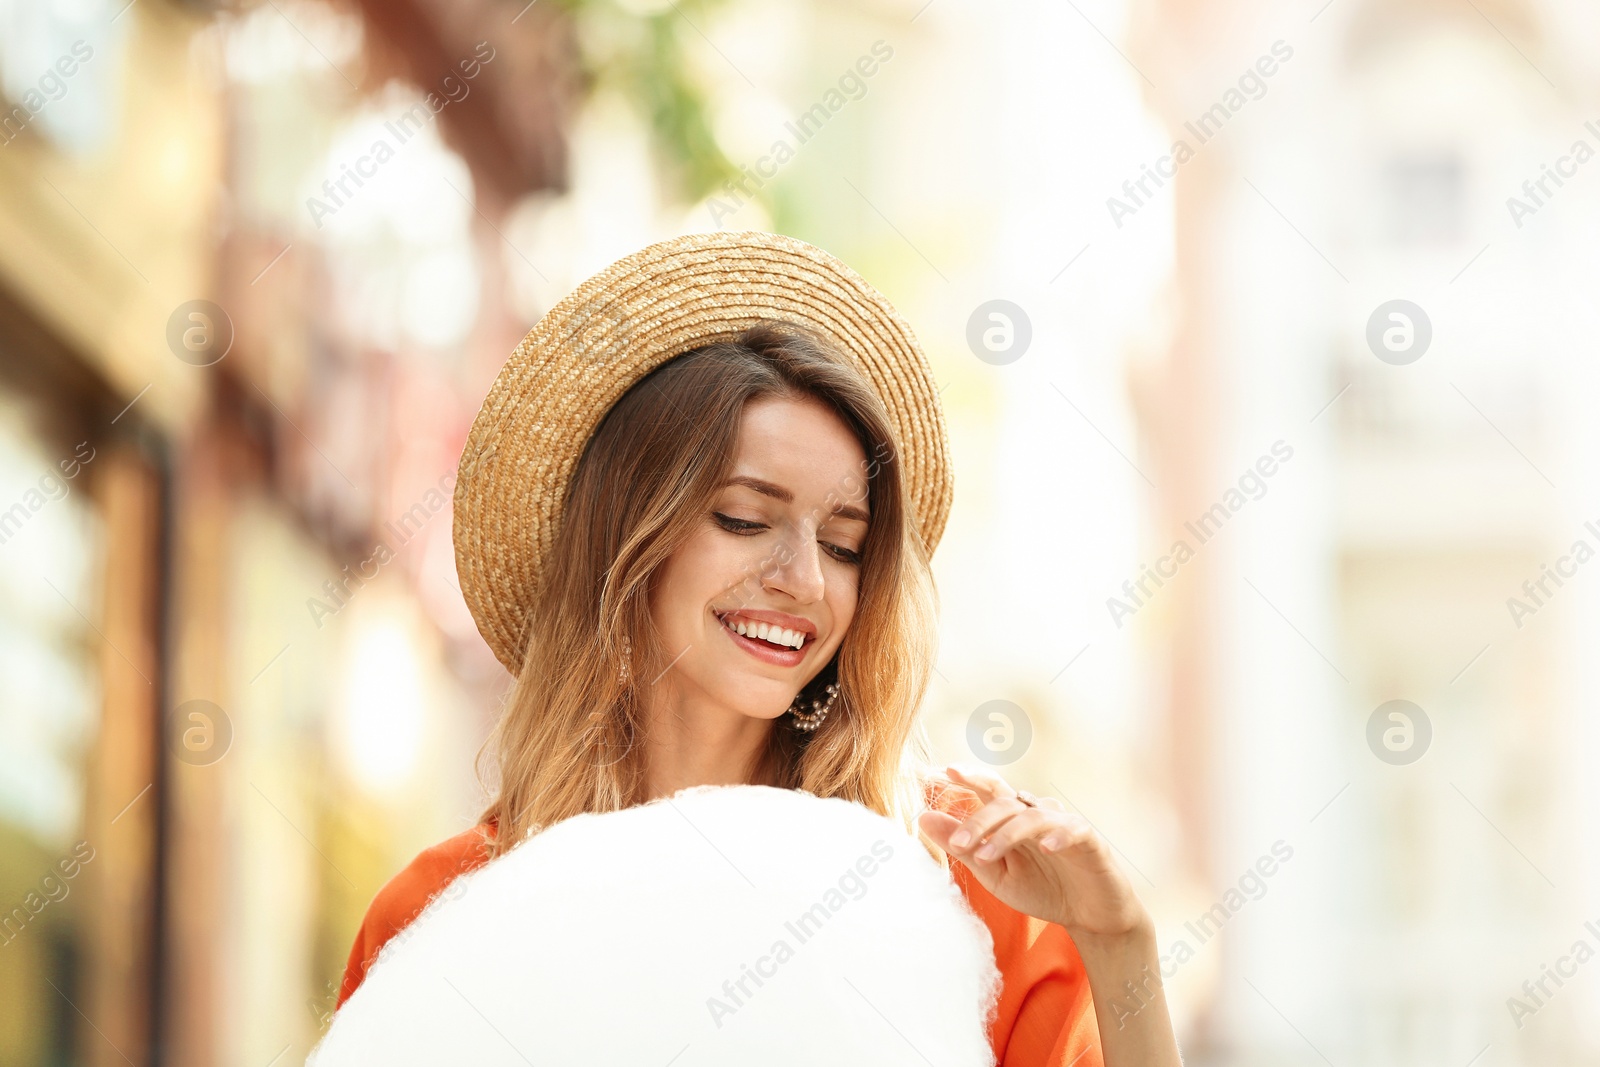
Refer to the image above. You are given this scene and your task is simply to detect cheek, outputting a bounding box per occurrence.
[652,530,754,623]
[827,574,861,636]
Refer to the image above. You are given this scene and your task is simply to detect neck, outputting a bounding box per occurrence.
[640,687,779,801]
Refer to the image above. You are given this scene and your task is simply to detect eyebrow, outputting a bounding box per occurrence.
[721,475,870,524]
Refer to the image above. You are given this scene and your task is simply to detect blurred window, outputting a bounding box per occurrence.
[1382,151,1464,245]
[0,382,104,1066]
[0,0,126,156]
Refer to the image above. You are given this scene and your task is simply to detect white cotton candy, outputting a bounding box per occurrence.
[309,783,1001,1066]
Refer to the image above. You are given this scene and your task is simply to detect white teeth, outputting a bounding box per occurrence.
[723,616,806,650]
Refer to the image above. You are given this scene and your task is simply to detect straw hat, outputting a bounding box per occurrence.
[452,230,953,674]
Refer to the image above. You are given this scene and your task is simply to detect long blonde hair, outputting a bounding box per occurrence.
[476,322,950,863]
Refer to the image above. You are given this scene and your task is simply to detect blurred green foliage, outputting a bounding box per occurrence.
[549,0,739,202]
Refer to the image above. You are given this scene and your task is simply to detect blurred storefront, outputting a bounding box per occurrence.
[0,1,574,1064]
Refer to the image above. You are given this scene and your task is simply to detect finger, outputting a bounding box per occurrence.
[1037,795,1067,812]
[919,810,990,858]
[946,796,1031,854]
[969,808,1057,863]
[944,763,1020,804]
[917,810,962,847]
[1037,814,1100,856]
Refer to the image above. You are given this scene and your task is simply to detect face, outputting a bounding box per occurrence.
[647,394,871,722]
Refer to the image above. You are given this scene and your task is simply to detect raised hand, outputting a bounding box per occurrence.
[917,763,1144,936]
[919,764,1184,1066]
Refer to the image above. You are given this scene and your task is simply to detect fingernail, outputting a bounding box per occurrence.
[975,843,997,860]
[1040,835,1059,851]
[949,830,970,848]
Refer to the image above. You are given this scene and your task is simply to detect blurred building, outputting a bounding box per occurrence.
[1128,0,1600,1062]
[0,1,575,1064]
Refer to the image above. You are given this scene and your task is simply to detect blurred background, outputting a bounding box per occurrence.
[2,0,1599,1063]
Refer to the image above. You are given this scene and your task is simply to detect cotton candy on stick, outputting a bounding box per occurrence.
[310,784,1002,1066]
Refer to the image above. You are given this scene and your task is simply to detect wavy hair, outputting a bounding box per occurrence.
[475,321,951,865]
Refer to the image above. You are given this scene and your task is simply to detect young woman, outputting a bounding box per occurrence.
[336,233,1182,1066]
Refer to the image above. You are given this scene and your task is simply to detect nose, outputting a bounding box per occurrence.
[763,521,826,604]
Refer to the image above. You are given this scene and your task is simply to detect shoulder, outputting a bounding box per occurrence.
[373,822,496,931]
[337,822,497,1007]
[390,822,497,901]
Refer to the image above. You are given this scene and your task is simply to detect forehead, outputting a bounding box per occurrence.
[726,396,870,505]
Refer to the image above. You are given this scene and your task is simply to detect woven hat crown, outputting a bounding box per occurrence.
[452,231,953,674]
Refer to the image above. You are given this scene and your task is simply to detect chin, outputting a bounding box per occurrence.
[736,694,796,724]
[712,681,794,723]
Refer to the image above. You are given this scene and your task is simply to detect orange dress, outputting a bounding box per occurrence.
[336,781,1105,1066]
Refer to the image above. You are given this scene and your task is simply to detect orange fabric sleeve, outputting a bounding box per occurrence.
[956,863,1106,1066]
[335,823,495,1009]
[928,780,1105,1067]
[336,790,1104,1067]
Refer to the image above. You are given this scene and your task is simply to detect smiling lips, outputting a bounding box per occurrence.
[715,610,812,666]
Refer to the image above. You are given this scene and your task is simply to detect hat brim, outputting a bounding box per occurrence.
[453,230,953,674]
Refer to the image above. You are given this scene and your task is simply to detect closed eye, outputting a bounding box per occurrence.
[713,512,862,565]
[713,512,765,534]
[825,543,863,565]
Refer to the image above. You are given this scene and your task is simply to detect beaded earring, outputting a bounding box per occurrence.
[787,675,840,732]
